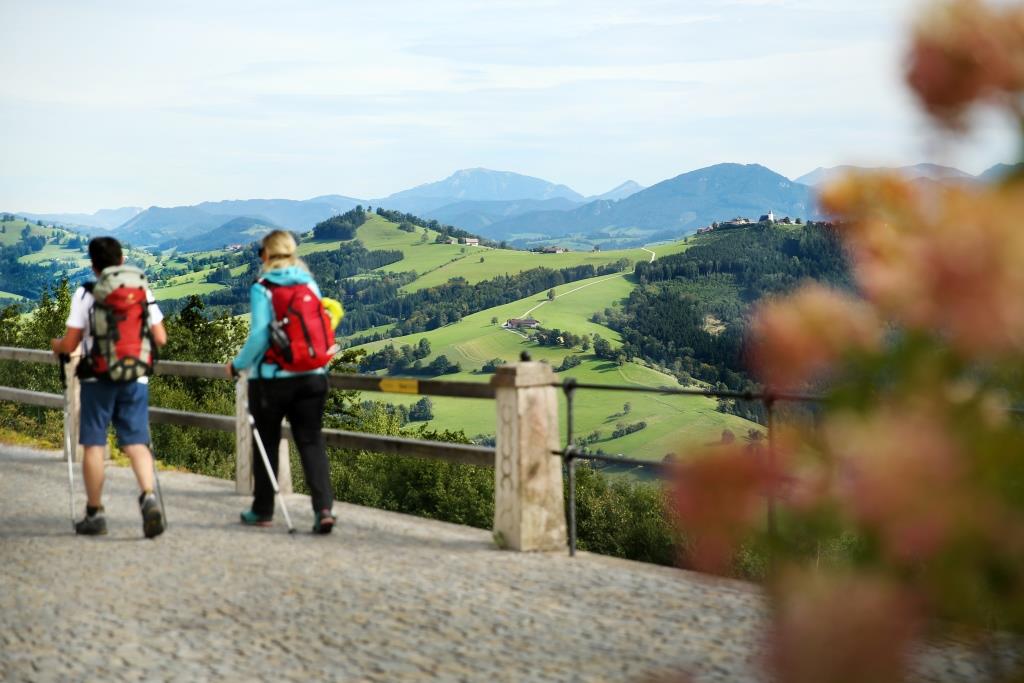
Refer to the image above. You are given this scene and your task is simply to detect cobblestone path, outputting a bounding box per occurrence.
[0,445,1001,682]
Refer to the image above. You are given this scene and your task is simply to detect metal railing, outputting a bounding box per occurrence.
[552,376,1024,557]
[554,377,821,557]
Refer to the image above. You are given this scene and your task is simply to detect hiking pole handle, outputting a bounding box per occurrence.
[58,353,71,390]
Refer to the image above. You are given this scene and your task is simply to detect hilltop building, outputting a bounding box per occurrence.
[505,318,540,330]
[758,210,775,223]
[541,246,568,254]
[460,237,480,246]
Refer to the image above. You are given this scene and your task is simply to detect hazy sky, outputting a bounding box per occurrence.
[1,0,1016,213]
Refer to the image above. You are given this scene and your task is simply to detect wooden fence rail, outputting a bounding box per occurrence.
[0,346,564,552]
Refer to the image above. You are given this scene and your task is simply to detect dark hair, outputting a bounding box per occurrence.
[88,237,123,272]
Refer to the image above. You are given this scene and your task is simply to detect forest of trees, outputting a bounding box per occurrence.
[592,224,851,422]
[312,206,368,240]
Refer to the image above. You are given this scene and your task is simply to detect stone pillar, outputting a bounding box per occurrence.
[491,362,567,551]
[235,372,253,494]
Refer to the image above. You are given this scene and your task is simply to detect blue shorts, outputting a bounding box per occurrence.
[79,380,151,447]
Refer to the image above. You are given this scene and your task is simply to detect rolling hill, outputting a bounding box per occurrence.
[348,261,758,458]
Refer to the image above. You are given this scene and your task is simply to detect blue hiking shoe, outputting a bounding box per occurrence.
[240,509,273,527]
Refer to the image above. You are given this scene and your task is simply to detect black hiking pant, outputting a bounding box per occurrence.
[248,374,332,517]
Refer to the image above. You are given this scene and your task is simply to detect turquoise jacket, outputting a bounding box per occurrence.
[232,266,327,380]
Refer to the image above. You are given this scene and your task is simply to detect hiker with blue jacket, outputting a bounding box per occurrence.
[227,230,338,534]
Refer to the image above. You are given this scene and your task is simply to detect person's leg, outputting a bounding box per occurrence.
[76,381,114,535]
[111,382,154,493]
[111,381,164,537]
[82,445,106,507]
[78,381,115,510]
[121,444,154,492]
[284,374,333,514]
[248,379,287,517]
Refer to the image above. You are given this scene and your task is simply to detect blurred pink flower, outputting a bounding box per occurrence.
[825,410,966,563]
[749,284,882,391]
[821,172,1024,357]
[672,445,779,574]
[769,572,919,683]
[906,0,1024,127]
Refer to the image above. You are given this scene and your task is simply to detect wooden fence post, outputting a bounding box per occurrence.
[235,373,291,495]
[235,372,253,494]
[490,362,567,551]
[277,421,292,496]
[63,351,85,463]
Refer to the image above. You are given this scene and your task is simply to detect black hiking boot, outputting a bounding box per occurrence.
[75,507,107,536]
[139,491,165,539]
[313,509,336,535]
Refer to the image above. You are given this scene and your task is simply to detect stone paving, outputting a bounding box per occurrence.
[0,444,1007,682]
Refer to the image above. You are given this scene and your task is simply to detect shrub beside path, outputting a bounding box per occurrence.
[0,444,993,682]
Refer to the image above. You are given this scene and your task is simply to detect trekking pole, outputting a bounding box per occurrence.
[151,457,168,530]
[58,354,76,532]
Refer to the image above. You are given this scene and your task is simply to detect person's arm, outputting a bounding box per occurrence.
[228,284,272,375]
[145,294,167,347]
[52,286,88,356]
[150,322,167,347]
[51,327,84,355]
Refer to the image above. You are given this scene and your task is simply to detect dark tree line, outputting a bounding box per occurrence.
[374,207,499,247]
[312,206,368,240]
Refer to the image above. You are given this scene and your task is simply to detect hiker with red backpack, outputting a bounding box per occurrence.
[51,237,168,538]
[226,230,339,534]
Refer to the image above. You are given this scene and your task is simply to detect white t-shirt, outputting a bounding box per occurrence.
[66,285,164,384]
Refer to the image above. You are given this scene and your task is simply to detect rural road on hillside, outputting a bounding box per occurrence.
[518,246,657,319]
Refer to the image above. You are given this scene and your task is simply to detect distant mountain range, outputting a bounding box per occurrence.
[476,164,817,243]
[157,216,284,252]
[106,196,362,248]
[795,163,974,186]
[16,206,142,231]
[12,162,1017,251]
[374,168,585,215]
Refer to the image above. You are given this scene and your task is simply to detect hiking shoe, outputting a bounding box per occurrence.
[240,509,273,527]
[313,509,336,535]
[139,492,165,539]
[75,507,107,536]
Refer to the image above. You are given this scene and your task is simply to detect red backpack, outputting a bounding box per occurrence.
[82,265,157,382]
[259,279,334,373]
